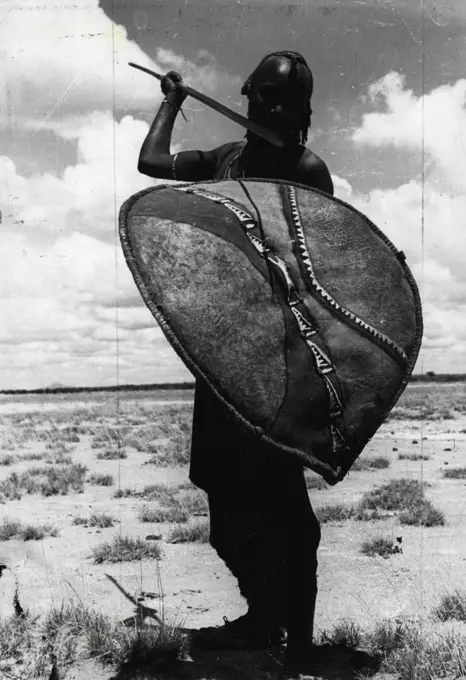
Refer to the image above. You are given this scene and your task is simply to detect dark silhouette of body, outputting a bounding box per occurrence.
[138,51,333,676]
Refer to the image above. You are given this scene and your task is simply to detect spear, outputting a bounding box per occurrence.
[128,61,287,148]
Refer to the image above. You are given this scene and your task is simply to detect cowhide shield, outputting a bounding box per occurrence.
[119,179,423,485]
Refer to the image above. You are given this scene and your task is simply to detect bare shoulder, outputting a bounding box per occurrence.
[296,148,334,195]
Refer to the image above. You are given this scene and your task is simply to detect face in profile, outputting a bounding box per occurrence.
[246,55,312,140]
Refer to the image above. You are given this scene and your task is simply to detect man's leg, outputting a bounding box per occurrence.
[282,472,321,671]
[194,454,321,653]
[193,471,287,649]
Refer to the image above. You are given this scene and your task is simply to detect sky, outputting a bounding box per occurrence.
[0,0,465,390]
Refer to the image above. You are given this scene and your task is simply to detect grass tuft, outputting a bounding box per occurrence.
[92,534,162,563]
[443,467,466,479]
[0,454,17,466]
[96,448,128,460]
[352,456,390,471]
[73,513,116,528]
[317,618,362,649]
[119,623,189,673]
[433,590,466,622]
[399,500,445,527]
[398,452,431,461]
[168,520,210,544]
[360,535,402,559]
[88,473,114,487]
[138,504,189,524]
[0,518,58,541]
[315,503,354,524]
[358,478,426,512]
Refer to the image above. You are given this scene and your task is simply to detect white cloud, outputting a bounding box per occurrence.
[1,113,157,238]
[0,111,192,389]
[0,0,244,389]
[340,72,466,373]
[354,72,466,194]
[0,0,237,132]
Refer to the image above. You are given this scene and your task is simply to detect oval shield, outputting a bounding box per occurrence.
[119,179,422,484]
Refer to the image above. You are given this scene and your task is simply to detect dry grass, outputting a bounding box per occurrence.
[358,478,427,512]
[433,590,466,622]
[352,456,390,471]
[399,500,445,527]
[19,452,44,461]
[168,520,210,543]
[0,463,88,500]
[138,503,189,524]
[0,517,59,541]
[443,467,466,479]
[360,534,402,559]
[88,473,114,486]
[319,616,466,679]
[96,448,128,460]
[317,618,362,649]
[91,425,128,450]
[398,452,431,461]
[315,503,355,524]
[0,453,17,466]
[73,513,116,528]
[92,534,162,563]
[357,478,444,527]
[113,483,186,503]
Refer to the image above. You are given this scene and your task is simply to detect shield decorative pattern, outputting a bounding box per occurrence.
[119,179,423,485]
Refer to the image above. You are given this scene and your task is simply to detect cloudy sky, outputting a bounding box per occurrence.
[0,0,465,390]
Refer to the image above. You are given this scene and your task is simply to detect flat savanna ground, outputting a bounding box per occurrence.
[1,383,466,679]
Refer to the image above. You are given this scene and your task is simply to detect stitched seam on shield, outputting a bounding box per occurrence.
[286,184,408,367]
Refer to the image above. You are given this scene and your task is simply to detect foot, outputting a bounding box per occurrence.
[192,613,286,650]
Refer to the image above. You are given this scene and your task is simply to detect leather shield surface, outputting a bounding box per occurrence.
[119,179,423,484]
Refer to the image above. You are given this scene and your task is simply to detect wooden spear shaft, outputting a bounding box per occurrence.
[128,61,287,148]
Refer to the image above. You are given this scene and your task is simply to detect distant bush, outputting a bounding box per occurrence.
[398,453,431,461]
[358,478,426,512]
[443,467,466,479]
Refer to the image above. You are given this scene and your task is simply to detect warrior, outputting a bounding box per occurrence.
[138,51,333,677]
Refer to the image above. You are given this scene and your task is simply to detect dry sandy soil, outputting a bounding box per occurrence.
[1,382,466,679]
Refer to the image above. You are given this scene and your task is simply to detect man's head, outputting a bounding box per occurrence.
[241,51,313,145]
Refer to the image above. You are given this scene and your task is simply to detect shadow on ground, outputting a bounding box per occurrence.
[108,644,381,680]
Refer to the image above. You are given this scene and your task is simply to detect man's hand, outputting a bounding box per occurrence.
[161,71,187,109]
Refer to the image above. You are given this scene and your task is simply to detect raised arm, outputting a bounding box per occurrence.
[138,71,217,182]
